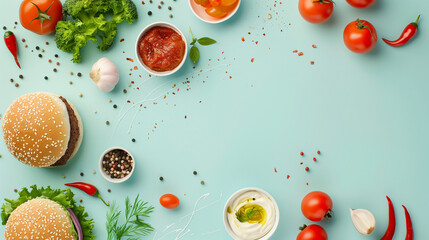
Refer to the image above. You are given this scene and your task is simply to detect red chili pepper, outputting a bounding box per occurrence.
[402,205,413,240]
[4,31,21,69]
[381,196,396,240]
[383,15,421,47]
[65,182,110,206]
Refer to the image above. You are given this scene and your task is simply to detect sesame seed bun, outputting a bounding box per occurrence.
[2,92,83,167]
[4,198,76,239]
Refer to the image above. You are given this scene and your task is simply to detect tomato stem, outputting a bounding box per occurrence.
[299,224,308,231]
[312,0,334,4]
[356,18,376,40]
[29,1,54,32]
[324,209,334,220]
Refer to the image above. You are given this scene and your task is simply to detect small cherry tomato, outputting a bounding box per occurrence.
[209,0,221,7]
[194,0,212,7]
[160,194,180,209]
[346,0,376,8]
[301,191,333,221]
[221,0,237,6]
[205,3,237,18]
[343,18,377,54]
[19,0,63,35]
[297,224,328,240]
[205,7,228,18]
[298,0,334,24]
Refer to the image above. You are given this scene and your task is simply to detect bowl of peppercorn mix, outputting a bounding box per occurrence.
[99,147,135,183]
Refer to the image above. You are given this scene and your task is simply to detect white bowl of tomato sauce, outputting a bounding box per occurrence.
[189,0,241,24]
[135,22,188,77]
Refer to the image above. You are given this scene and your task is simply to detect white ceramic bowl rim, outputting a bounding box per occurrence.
[223,187,280,240]
[135,22,188,77]
[188,0,241,24]
[99,147,135,183]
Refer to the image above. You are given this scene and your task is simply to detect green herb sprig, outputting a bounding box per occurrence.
[236,207,261,223]
[106,195,154,240]
[189,27,217,63]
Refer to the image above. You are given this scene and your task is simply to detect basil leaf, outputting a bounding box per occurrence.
[190,46,200,63]
[197,37,217,46]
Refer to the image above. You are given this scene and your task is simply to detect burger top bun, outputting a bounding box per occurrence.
[2,92,76,167]
[4,198,76,239]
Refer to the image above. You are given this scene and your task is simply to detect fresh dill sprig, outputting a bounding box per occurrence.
[106,195,154,240]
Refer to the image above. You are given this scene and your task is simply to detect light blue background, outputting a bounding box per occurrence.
[0,0,428,239]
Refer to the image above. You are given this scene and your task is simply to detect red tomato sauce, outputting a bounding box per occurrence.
[138,27,186,72]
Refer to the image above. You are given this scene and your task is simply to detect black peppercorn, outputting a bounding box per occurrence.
[35,46,40,50]
[77,72,82,77]
[19,75,23,79]
[160,176,164,181]
[132,138,136,142]
[102,149,134,179]
[113,104,117,108]
[193,171,197,175]
[148,11,152,16]
[54,54,59,58]
[80,172,84,176]
[44,76,48,80]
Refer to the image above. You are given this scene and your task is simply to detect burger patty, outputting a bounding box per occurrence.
[51,97,80,166]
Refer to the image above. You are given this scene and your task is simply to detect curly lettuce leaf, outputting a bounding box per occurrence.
[1,185,96,240]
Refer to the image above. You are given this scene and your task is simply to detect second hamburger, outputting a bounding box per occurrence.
[2,92,83,167]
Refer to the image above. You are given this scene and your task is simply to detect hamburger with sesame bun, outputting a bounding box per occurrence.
[1,185,95,239]
[2,92,83,167]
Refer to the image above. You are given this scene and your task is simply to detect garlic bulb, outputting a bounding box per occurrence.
[89,58,119,92]
[350,208,376,235]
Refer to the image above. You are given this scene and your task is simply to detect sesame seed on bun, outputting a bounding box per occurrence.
[2,92,83,167]
[4,198,76,239]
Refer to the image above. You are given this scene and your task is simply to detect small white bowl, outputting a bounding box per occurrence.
[189,0,241,24]
[99,147,135,183]
[135,22,188,77]
[223,187,280,240]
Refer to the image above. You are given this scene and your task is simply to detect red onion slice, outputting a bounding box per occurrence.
[67,208,83,240]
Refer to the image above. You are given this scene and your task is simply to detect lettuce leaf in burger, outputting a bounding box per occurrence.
[1,185,95,240]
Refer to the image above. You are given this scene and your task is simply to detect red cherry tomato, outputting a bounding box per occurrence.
[19,0,63,35]
[205,3,237,18]
[343,18,377,54]
[194,0,212,7]
[297,224,328,240]
[301,191,333,221]
[221,0,237,6]
[298,0,334,24]
[160,194,180,209]
[205,7,227,18]
[209,0,221,7]
[346,0,376,8]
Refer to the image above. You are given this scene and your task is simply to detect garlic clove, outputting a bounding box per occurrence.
[350,208,376,235]
[90,58,119,92]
